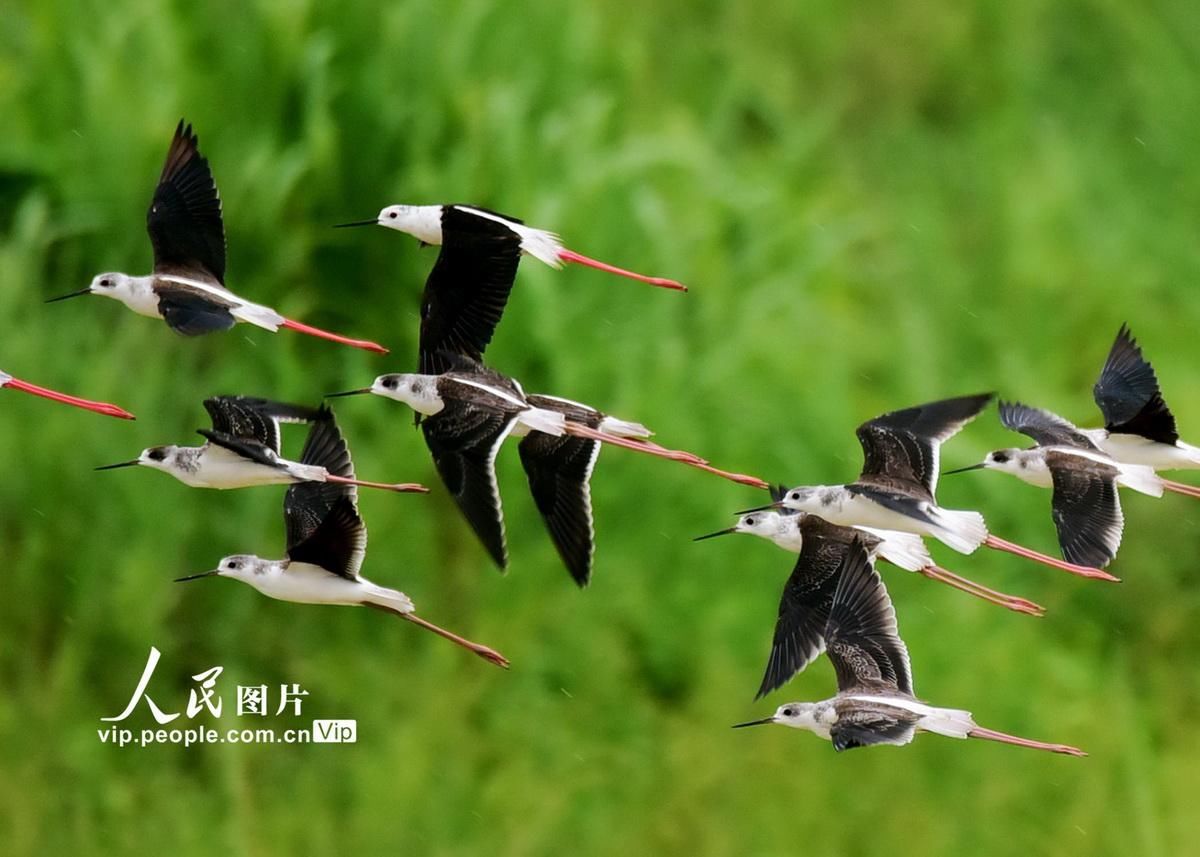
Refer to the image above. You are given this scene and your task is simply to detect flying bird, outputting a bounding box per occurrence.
[695,499,1043,616]
[331,355,762,573]
[335,203,687,298]
[48,121,387,353]
[731,537,1086,756]
[747,393,1117,580]
[943,401,1162,570]
[1,369,134,420]
[96,396,426,493]
[1083,324,1200,498]
[175,407,507,667]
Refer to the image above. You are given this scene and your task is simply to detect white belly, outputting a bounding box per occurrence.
[249,564,369,606]
[183,448,297,489]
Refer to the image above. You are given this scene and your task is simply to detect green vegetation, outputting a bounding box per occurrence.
[2,1,1199,854]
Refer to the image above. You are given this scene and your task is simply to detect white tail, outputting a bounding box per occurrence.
[364,584,415,614]
[520,406,567,437]
[1116,462,1164,497]
[929,508,989,554]
[513,223,566,268]
[862,528,932,572]
[231,300,286,331]
[599,415,654,438]
[916,705,977,739]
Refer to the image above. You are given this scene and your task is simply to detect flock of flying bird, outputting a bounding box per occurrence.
[7,120,1197,757]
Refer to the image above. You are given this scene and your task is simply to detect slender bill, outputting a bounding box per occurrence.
[693,527,737,542]
[95,460,141,471]
[44,288,92,303]
[942,463,986,476]
[332,219,379,229]
[731,717,776,729]
[174,570,220,582]
[326,388,373,398]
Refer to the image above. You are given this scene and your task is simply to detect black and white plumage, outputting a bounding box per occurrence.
[732,538,1085,756]
[0,369,135,420]
[95,396,426,494]
[47,121,386,353]
[1084,324,1200,473]
[945,400,1162,569]
[176,414,507,667]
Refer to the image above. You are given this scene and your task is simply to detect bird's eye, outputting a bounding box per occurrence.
[993,452,1009,464]
[228,561,240,570]
[745,517,755,526]
[384,378,398,389]
[100,278,112,287]
[782,708,794,717]
[790,492,800,500]
[148,449,166,461]
[388,211,398,219]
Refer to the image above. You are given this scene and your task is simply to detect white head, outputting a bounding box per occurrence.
[734,702,820,733]
[95,445,190,475]
[696,509,804,552]
[374,204,443,244]
[946,448,1032,477]
[369,373,445,415]
[777,485,826,513]
[176,554,276,586]
[46,272,143,308]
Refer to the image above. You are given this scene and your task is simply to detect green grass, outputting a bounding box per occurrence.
[2,1,1200,854]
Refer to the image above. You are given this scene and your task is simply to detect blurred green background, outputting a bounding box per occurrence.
[2,1,1199,854]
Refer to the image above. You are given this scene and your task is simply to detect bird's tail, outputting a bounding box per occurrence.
[520,406,567,437]
[1116,462,1164,497]
[231,300,286,331]
[928,508,989,555]
[598,415,654,439]
[512,223,566,268]
[363,583,415,615]
[859,528,930,572]
[1178,442,1200,467]
[917,705,977,739]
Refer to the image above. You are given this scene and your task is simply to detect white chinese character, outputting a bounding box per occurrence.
[185,666,224,718]
[276,684,309,716]
[237,685,268,716]
[101,646,179,724]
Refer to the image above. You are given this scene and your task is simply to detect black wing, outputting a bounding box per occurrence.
[755,518,860,699]
[1048,458,1123,569]
[422,399,516,569]
[518,432,600,587]
[284,409,365,580]
[203,396,323,454]
[146,120,226,283]
[155,284,236,335]
[1093,324,1178,445]
[829,706,919,752]
[824,538,912,695]
[417,206,523,374]
[856,393,994,496]
[197,429,279,468]
[999,401,1098,451]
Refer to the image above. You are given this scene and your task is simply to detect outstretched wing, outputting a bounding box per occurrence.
[284,408,365,580]
[146,120,226,283]
[417,206,523,374]
[999,401,1098,451]
[1048,457,1123,569]
[1093,324,1178,445]
[856,393,994,496]
[823,537,912,695]
[203,396,323,454]
[422,399,516,569]
[518,431,600,587]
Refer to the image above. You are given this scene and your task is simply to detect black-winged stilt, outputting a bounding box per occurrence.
[731,537,1086,755]
[943,401,1162,570]
[335,203,687,294]
[746,394,1118,580]
[175,408,507,667]
[47,121,387,353]
[1,369,134,420]
[96,396,426,493]
[1085,324,1200,499]
[695,497,1044,617]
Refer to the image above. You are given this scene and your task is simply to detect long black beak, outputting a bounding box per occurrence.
[174,570,220,583]
[325,388,372,398]
[693,527,737,542]
[332,219,379,229]
[95,460,140,471]
[736,501,784,515]
[45,288,92,303]
[942,462,986,476]
[732,717,776,729]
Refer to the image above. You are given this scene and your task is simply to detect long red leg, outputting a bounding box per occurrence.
[1163,478,1200,499]
[984,535,1119,582]
[558,249,688,292]
[563,422,769,489]
[919,565,1045,616]
[280,318,389,354]
[4,377,136,420]
[968,726,1087,756]
[365,603,509,667]
[324,474,429,493]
